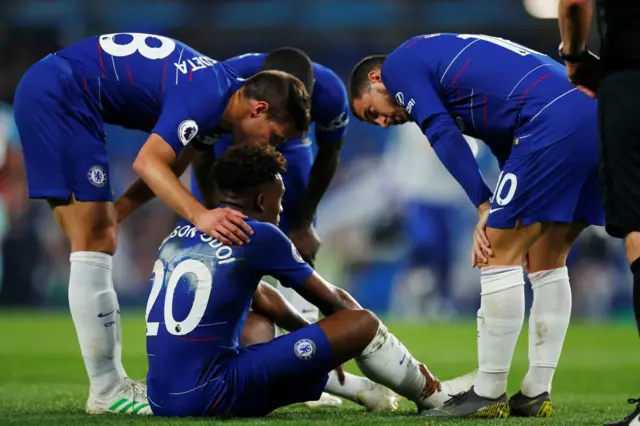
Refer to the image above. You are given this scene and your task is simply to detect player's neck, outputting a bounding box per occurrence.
[218,197,260,222]
[220,90,244,129]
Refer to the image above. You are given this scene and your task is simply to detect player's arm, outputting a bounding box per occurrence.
[133,133,250,244]
[558,0,593,56]
[292,139,342,229]
[191,145,218,209]
[254,224,362,317]
[116,143,197,222]
[251,281,310,332]
[381,48,493,209]
[292,78,349,230]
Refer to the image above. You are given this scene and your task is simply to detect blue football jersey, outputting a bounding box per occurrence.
[380,33,598,207]
[146,217,313,399]
[55,33,243,154]
[382,33,597,161]
[224,53,349,144]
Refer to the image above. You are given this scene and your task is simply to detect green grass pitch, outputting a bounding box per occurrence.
[0,310,638,425]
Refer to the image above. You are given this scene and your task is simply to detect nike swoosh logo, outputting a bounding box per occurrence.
[399,354,406,365]
[489,207,504,214]
[97,309,115,318]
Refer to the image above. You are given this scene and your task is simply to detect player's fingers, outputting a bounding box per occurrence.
[225,208,248,219]
[336,365,346,385]
[226,213,254,236]
[576,85,596,99]
[210,230,233,246]
[221,219,250,244]
[215,225,244,246]
[473,239,488,265]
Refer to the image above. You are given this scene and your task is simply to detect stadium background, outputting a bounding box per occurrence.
[0,0,631,322]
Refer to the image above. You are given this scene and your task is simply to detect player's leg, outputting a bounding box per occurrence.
[598,71,640,426]
[13,56,146,414]
[507,222,586,417]
[240,308,398,411]
[424,140,596,418]
[225,309,474,418]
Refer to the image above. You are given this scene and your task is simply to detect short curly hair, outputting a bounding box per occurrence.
[213,145,287,195]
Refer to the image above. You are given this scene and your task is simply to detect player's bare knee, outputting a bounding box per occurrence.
[487,222,546,266]
[355,309,382,339]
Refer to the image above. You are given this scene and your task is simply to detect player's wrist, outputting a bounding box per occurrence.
[558,42,590,63]
[477,200,491,213]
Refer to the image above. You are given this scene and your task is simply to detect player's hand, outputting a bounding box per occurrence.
[289,225,321,267]
[334,364,346,385]
[565,51,602,99]
[472,201,492,268]
[194,207,253,246]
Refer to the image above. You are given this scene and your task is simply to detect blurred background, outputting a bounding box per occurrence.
[0,0,631,322]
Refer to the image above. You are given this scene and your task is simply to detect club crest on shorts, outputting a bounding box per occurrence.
[294,338,316,360]
[178,120,199,146]
[87,165,107,188]
[291,242,305,263]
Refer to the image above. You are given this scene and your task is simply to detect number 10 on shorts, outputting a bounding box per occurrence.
[492,171,518,206]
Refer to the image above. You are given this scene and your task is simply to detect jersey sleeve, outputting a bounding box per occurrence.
[313,68,349,144]
[382,47,492,207]
[249,223,314,287]
[152,64,234,155]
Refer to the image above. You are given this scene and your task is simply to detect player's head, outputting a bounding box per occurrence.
[262,47,315,95]
[349,55,408,128]
[213,144,287,226]
[235,70,311,146]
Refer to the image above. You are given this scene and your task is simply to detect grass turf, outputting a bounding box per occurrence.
[0,310,638,425]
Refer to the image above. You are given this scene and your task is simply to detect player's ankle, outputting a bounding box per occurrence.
[474,371,507,399]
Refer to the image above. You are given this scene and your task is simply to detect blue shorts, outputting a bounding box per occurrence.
[150,324,333,418]
[13,54,111,202]
[487,119,604,229]
[192,135,315,233]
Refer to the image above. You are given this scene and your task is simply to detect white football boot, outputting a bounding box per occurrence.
[304,392,344,408]
[86,377,152,415]
[356,384,401,412]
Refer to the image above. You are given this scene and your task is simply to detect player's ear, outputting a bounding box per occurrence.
[256,193,266,213]
[368,69,382,83]
[251,101,269,118]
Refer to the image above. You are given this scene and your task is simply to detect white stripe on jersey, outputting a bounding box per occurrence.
[470,88,476,130]
[507,63,552,99]
[110,56,120,81]
[175,47,184,85]
[530,88,578,122]
[440,39,481,84]
[167,376,220,396]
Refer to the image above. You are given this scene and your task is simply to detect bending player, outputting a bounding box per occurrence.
[146,144,475,418]
[191,47,348,407]
[349,33,601,418]
[13,32,310,414]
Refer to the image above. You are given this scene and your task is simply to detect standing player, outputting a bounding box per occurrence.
[349,33,601,418]
[13,33,310,414]
[192,47,347,324]
[559,1,640,424]
[146,144,475,418]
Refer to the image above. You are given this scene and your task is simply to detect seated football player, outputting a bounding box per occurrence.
[145,144,475,417]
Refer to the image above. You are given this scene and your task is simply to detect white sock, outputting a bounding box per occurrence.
[521,267,571,397]
[275,281,319,337]
[69,252,124,396]
[474,266,525,399]
[324,370,377,403]
[355,323,448,410]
